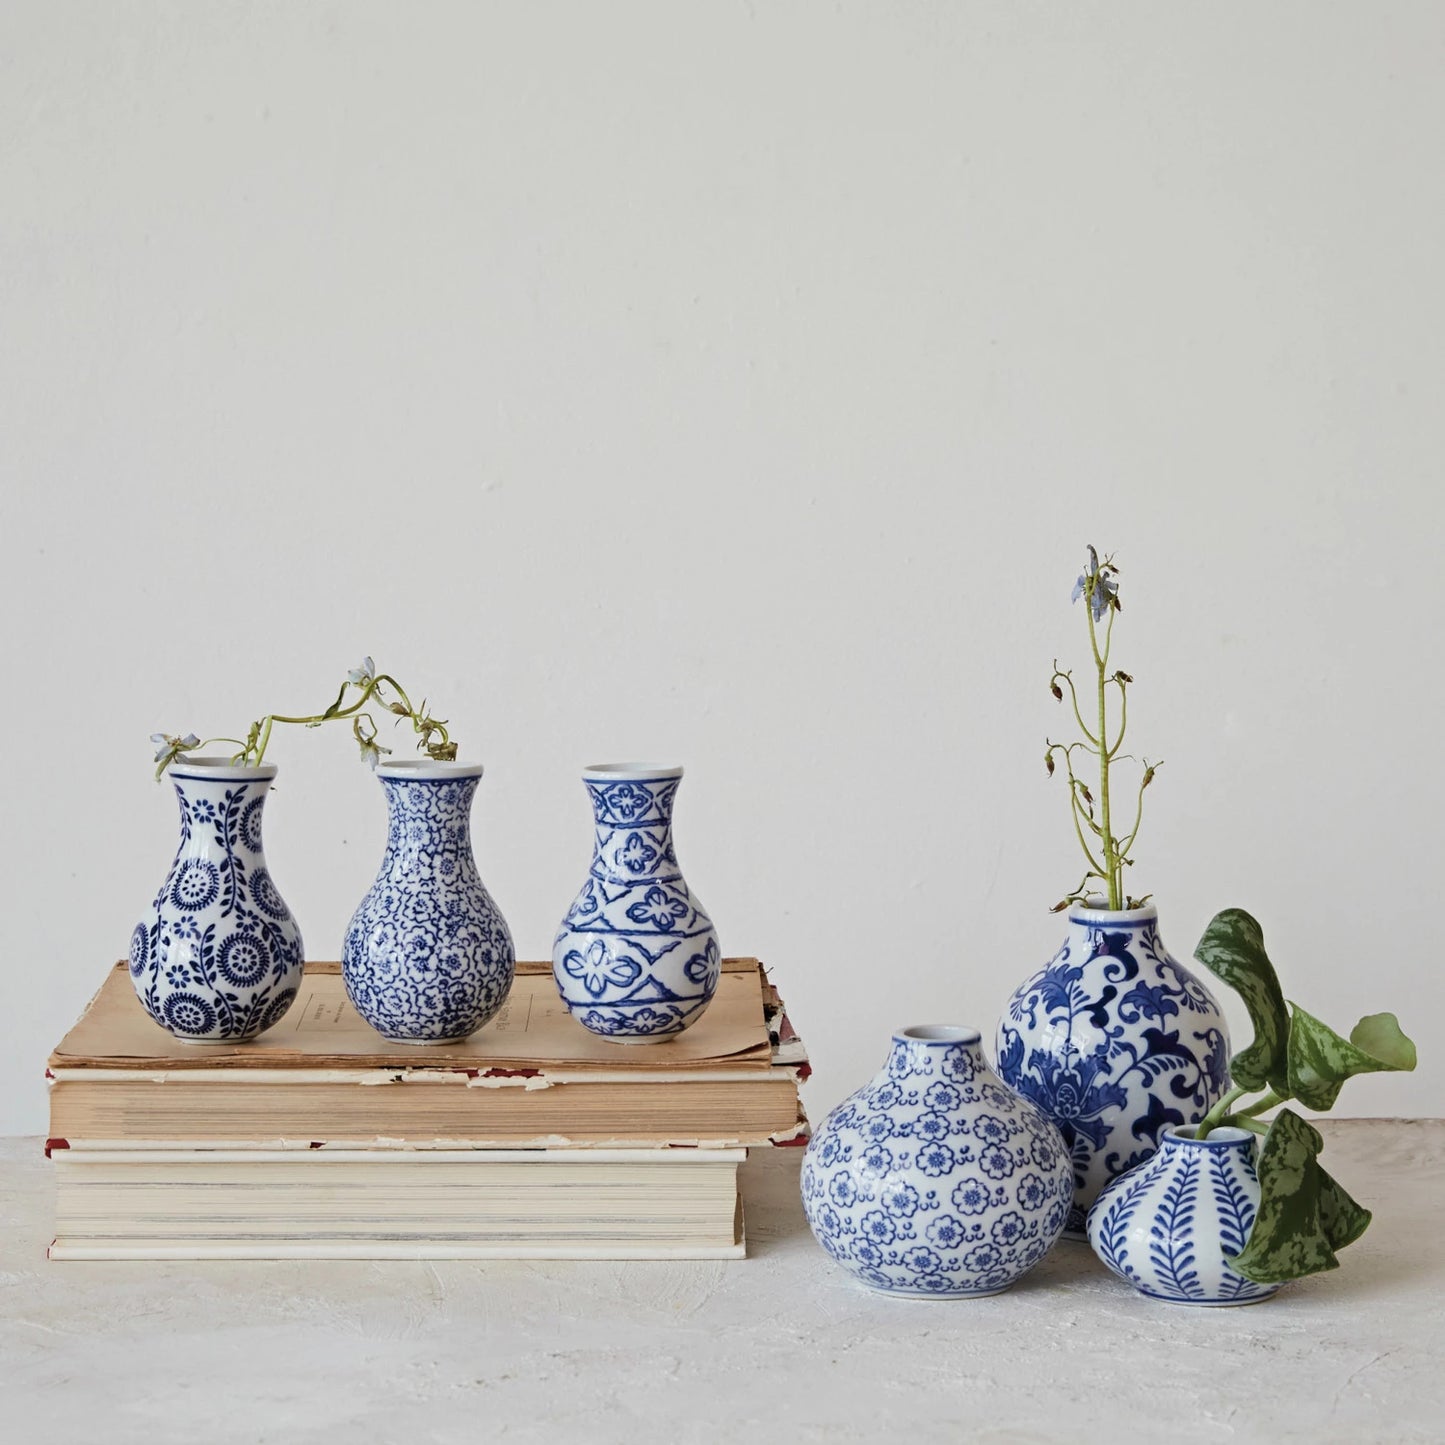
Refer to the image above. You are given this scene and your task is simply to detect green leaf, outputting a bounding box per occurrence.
[1193,908,1289,1093]
[1350,1013,1418,1071]
[1286,1006,1418,1111]
[1317,1164,1372,1252]
[1228,1108,1339,1284]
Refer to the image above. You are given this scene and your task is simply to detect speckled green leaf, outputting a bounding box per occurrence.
[1228,1108,1338,1284]
[1286,1007,1417,1111]
[1193,908,1289,1092]
[1317,1165,1372,1252]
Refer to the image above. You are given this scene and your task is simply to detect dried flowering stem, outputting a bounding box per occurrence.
[1046,548,1157,911]
[151,658,459,778]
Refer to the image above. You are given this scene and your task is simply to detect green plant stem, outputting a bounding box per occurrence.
[1234,1090,1285,1119]
[1085,595,1120,908]
[1195,1083,1252,1140]
[234,675,445,768]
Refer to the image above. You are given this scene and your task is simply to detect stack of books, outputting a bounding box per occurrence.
[46,957,808,1260]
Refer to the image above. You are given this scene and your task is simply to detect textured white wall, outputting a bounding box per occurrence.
[3,2,1442,1134]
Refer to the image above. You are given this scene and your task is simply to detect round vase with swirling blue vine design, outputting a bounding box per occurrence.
[1088,1126,1279,1306]
[552,763,720,1042]
[996,901,1231,1238]
[131,759,304,1044]
[343,760,515,1044]
[802,1026,1073,1297]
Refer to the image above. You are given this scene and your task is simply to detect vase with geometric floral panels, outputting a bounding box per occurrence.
[552,764,720,1042]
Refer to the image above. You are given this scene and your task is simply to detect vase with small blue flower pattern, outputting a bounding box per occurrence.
[802,1026,1073,1297]
[552,763,720,1042]
[996,901,1231,1237]
[1087,1125,1279,1305]
[343,760,515,1044]
[131,759,305,1044]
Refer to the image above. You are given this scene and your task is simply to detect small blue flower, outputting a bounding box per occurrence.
[880,1180,921,1217]
[616,832,659,875]
[563,940,642,998]
[852,1238,883,1268]
[860,1143,894,1177]
[1072,546,1119,623]
[979,1143,1017,1180]
[152,732,201,766]
[990,1210,1026,1246]
[915,1142,956,1178]
[860,1114,895,1145]
[951,1177,992,1216]
[626,885,689,931]
[971,1113,1011,1146]
[900,1246,943,1276]
[1015,1172,1048,1211]
[911,1112,952,1144]
[964,1242,1003,1272]
[603,783,654,822]
[926,1215,967,1249]
[348,657,377,686]
[860,1210,897,1244]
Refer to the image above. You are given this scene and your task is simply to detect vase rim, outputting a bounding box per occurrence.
[1165,1125,1256,1147]
[894,1025,982,1046]
[376,759,484,780]
[583,762,683,781]
[1067,898,1159,924]
[168,757,278,783]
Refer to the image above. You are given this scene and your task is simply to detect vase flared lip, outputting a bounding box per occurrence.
[582,762,683,782]
[1067,897,1159,925]
[1165,1125,1256,1148]
[376,759,484,780]
[894,1025,982,1047]
[168,757,278,783]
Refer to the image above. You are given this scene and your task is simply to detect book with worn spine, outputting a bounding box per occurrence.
[48,959,807,1150]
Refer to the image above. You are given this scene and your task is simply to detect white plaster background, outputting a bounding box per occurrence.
[2,2,1442,1134]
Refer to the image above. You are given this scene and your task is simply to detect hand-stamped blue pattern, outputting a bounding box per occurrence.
[343,763,515,1044]
[1087,1126,1279,1305]
[553,766,719,1042]
[802,1027,1072,1297]
[132,761,304,1043]
[997,903,1230,1235]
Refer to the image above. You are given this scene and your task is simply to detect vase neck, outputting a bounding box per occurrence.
[171,773,273,858]
[1161,1126,1258,1165]
[586,775,681,885]
[1064,904,1164,960]
[379,774,479,880]
[885,1027,988,1084]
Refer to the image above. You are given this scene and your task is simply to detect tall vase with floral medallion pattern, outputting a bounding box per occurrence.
[1088,1126,1279,1306]
[802,1026,1073,1297]
[131,759,304,1043]
[343,760,515,1044]
[552,764,720,1042]
[996,901,1230,1238]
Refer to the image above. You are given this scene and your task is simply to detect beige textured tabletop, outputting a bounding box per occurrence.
[2,1121,1441,1444]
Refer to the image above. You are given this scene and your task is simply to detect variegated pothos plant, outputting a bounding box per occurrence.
[1191,908,1417,1283]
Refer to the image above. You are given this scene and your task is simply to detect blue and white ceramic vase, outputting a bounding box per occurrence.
[801,1026,1073,1297]
[552,764,719,1042]
[131,759,304,1044]
[342,760,515,1044]
[996,902,1230,1237]
[1088,1126,1279,1306]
